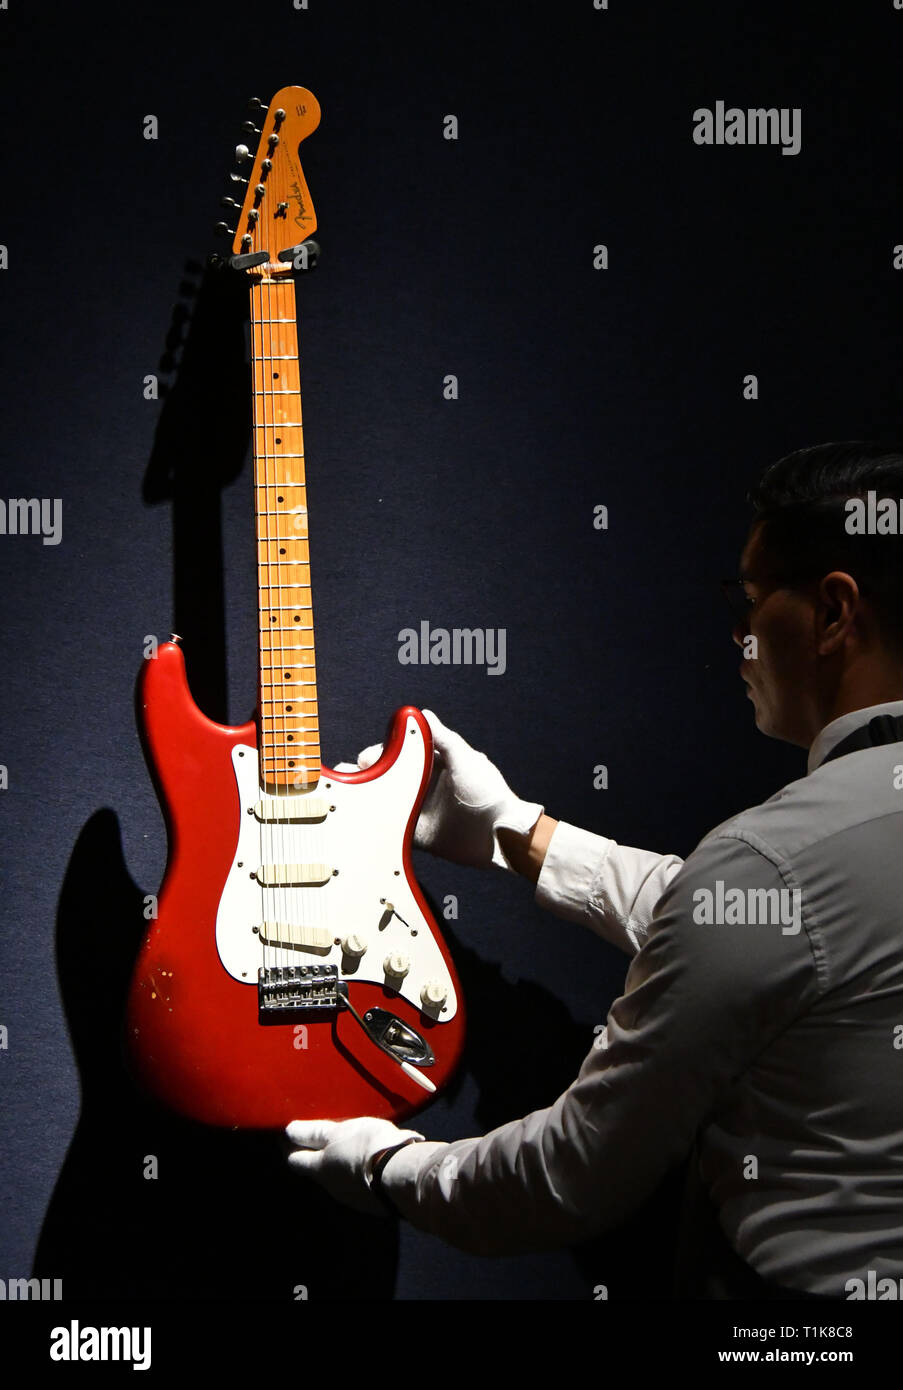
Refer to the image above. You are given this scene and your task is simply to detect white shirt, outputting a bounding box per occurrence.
[382,701,903,1295]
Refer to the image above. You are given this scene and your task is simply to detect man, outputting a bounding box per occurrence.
[287,441,903,1299]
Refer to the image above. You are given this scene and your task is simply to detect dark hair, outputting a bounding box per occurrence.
[747,441,903,655]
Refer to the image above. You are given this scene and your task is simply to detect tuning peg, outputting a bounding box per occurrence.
[235,144,253,163]
[214,221,235,238]
[247,97,268,114]
[220,196,241,210]
[228,173,249,186]
[241,120,261,135]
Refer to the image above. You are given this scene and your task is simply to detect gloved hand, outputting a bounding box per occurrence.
[335,709,544,871]
[285,1117,425,1217]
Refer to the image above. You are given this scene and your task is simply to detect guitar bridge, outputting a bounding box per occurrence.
[258,964,338,1013]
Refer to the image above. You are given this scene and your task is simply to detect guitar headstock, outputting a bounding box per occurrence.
[219,86,320,277]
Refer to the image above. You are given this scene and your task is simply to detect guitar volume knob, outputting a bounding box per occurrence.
[420,978,448,1008]
[384,953,410,979]
[342,933,367,958]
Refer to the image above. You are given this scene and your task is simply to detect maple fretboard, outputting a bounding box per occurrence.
[250,276,320,792]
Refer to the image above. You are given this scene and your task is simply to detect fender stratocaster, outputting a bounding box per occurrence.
[127,87,465,1128]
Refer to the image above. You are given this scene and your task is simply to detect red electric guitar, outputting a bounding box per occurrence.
[127,87,465,1128]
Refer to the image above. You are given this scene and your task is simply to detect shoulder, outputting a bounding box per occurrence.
[634,830,823,1002]
[698,750,903,870]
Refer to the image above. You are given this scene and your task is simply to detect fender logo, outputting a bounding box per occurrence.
[290,177,312,229]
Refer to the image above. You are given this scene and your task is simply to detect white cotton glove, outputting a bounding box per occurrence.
[285,1117,425,1217]
[337,708,543,871]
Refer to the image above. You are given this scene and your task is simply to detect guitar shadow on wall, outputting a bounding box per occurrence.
[34,263,401,1300]
[34,262,680,1300]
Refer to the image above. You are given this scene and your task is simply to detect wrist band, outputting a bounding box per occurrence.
[369,1137,423,1213]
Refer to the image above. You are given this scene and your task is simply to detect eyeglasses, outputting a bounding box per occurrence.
[719,570,819,624]
[719,577,757,624]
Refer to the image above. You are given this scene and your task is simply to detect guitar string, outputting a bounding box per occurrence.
[288,275,323,967]
[287,275,325,972]
[270,278,290,972]
[283,275,300,963]
[255,282,273,980]
[257,274,326,988]
[287,276,310,965]
[251,283,267,983]
[287,276,313,961]
[261,280,285,976]
[273,277,301,969]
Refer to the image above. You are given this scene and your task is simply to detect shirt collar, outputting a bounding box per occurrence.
[807,699,903,774]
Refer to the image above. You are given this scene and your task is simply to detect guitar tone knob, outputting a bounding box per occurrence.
[420,979,447,1008]
[384,953,410,979]
[342,933,367,958]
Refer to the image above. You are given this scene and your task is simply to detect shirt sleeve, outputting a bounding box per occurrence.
[534,819,685,955]
[381,832,821,1255]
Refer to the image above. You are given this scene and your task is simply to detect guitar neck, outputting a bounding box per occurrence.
[250,276,321,792]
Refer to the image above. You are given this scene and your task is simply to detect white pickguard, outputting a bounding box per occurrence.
[215,717,457,1022]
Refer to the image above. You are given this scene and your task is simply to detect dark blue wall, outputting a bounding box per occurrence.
[1,0,900,1305]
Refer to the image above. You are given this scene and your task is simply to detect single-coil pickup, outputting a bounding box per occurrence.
[256,921,334,952]
[255,862,332,887]
[253,797,329,823]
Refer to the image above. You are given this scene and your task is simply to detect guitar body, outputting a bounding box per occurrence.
[127,641,465,1128]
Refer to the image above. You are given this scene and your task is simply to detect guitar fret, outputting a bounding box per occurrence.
[261,758,321,765]
[258,731,320,739]
[260,697,318,705]
[260,758,320,765]
[260,755,321,762]
[260,751,320,757]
